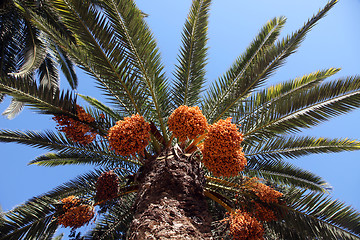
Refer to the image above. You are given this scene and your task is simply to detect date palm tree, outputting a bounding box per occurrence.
[0,0,360,239]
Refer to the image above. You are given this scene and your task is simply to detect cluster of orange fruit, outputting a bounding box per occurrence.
[108,114,151,156]
[168,105,208,142]
[168,105,247,177]
[202,118,247,177]
[226,178,284,239]
[53,105,97,145]
[252,201,277,222]
[245,178,283,204]
[95,170,120,203]
[226,209,265,240]
[57,196,94,229]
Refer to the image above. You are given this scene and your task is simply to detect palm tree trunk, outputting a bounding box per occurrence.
[128,145,213,239]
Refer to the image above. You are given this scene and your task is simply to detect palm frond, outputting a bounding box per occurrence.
[38,54,59,89]
[234,68,340,125]
[85,194,136,240]
[0,8,24,74]
[245,161,330,192]
[202,15,286,123]
[78,94,123,121]
[271,188,360,239]
[54,44,77,89]
[30,152,120,168]
[0,129,138,166]
[0,167,134,240]
[15,0,148,117]
[2,98,25,119]
[0,196,58,240]
[203,0,337,123]
[244,76,360,140]
[244,135,360,161]
[101,0,171,137]
[0,74,76,116]
[10,21,47,78]
[172,0,210,107]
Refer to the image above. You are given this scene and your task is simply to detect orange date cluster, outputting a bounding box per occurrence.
[202,118,247,177]
[108,114,150,156]
[226,209,265,240]
[57,196,94,229]
[168,105,208,142]
[53,105,96,145]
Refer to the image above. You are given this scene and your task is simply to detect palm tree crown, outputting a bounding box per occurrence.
[1,0,360,239]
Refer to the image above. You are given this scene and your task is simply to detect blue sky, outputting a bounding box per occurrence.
[1,0,360,234]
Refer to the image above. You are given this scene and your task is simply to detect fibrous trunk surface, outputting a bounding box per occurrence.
[128,145,212,239]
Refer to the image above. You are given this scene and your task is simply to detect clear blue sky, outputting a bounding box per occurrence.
[1,0,360,230]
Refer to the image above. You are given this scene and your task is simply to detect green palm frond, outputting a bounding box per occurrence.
[234,68,340,125]
[100,0,171,135]
[203,0,337,123]
[0,129,138,166]
[202,15,286,123]
[172,0,210,107]
[79,94,123,121]
[15,0,147,117]
[0,74,76,116]
[244,76,360,140]
[0,167,135,240]
[270,189,360,239]
[0,7,24,74]
[0,196,58,240]
[244,136,360,161]
[245,160,330,192]
[29,152,118,168]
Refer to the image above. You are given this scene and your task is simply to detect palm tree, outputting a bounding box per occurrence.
[0,0,78,118]
[1,0,360,239]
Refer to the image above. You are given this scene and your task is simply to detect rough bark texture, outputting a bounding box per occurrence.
[128,145,213,239]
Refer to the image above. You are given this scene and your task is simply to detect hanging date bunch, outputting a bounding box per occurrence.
[201,117,247,177]
[56,196,94,229]
[53,105,97,145]
[244,178,283,204]
[225,209,265,240]
[95,170,120,203]
[240,178,284,222]
[168,105,208,142]
[108,114,151,156]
